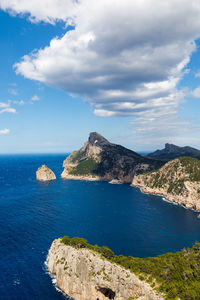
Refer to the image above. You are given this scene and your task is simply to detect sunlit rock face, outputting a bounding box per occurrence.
[36,165,56,181]
[47,239,163,300]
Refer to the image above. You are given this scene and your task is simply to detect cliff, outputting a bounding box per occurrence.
[47,238,163,300]
[61,132,162,183]
[36,165,56,181]
[148,143,200,161]
[132,157,200,211]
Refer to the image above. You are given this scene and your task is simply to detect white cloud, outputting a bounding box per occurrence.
[31,95,39,102]
[0,102,10,108]
[192,86,200,98]
[0,128,10,135]
[0,107,16,114]
[12,100,25,105]
[0,0,77,24]
[2,0,200,137]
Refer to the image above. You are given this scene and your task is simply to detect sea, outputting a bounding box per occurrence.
[1,154,200,300]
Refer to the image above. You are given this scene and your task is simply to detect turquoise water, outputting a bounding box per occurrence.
[1,154,200,299]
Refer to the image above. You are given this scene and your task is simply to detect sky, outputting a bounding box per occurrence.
[0,0,200,153]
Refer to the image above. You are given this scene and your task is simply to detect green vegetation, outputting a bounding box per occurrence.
[179,157,200,181]
[70,149,85,163]
[69,158,99,176]
[61,236,200,299]
[143,156,200,195]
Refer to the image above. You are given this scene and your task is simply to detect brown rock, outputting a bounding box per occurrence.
[36,165,56,181]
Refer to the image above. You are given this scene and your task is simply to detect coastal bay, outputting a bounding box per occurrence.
[1,154,200,299]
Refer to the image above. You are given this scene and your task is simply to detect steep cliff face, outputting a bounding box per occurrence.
[132,157,200,211]
[61,132,162,183]
[47,239,163,300]
[36,165,56,181]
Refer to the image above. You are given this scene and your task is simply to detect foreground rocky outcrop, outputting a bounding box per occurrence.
[36,165,56,181]
[132,157,200,211]
[47,238,163,300]
[61,132,162,183]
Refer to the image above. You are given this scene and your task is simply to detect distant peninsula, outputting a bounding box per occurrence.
[147,143,200,161]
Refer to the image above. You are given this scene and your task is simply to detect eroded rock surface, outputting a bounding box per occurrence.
[47,239,163,300]
[36,165,56,181]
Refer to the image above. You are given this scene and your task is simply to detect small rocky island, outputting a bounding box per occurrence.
[61,132,162,183]
[47,238,163,300]
[132,157,200,211]
[36,165,56,181]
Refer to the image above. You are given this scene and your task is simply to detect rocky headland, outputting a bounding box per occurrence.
[36,165,56,181]
[47,238,163,300]
[132,157,200,211]
[47,236,200,299]
[61,132,162,183]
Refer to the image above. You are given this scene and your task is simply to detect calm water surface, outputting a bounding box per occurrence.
[1,154,200,300]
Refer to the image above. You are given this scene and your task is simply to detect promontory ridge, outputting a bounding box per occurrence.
[61,132,162,183]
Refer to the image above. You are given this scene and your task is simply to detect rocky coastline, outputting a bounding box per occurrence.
[132,157,200,212]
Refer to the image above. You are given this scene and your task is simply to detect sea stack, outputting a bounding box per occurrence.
[36,165,56,181]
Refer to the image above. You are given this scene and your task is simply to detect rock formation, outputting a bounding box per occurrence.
[148,143,200,161]
[47,238,163,300]
[36,165,56,181]
[61,132,162,183]
[132,157,200,211]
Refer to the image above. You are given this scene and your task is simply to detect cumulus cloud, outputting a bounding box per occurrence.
[0,128,10,135]
[2,0,200,137]
[0,0,77,24]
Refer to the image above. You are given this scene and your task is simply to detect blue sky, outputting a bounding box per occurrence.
[0,1,200,153]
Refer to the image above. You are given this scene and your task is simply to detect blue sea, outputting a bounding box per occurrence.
[1,154,200,300]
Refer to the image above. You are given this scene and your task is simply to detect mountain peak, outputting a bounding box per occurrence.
[164,143,180,152]
[148,143,200,161]
[88,132,110,146]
